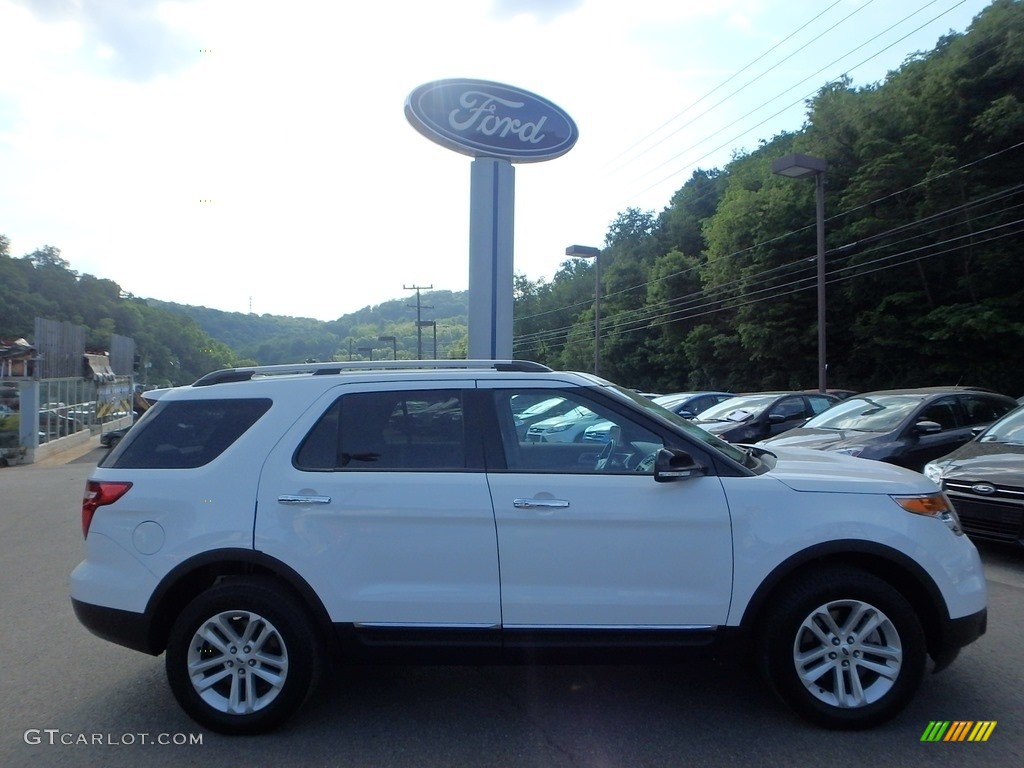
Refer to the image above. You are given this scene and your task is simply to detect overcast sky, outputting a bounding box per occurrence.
[0,0,994,321]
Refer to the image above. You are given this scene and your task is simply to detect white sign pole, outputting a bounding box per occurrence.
[468,157,515,360]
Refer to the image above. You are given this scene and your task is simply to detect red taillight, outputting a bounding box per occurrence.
[82,480,132,538]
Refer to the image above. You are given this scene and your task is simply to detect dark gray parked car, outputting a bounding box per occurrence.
[758,387,1018,471]
[924,405,1024,547]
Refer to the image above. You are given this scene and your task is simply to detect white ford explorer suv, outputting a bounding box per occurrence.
[70,360,987,734]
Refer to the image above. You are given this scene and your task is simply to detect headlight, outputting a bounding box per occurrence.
[892,492,963,535]
[923,461,949,486]
[545,423,571,433]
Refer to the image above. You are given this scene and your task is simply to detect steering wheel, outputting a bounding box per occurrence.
[594,435,618,471]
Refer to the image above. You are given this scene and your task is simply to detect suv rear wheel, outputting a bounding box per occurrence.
[165,579,320,734]
[759,567,926,729]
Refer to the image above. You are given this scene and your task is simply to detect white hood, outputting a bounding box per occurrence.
[762,446,937,495]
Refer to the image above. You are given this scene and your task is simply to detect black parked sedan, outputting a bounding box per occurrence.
[691,391,839,443]
[924,405,1024,547]
[100,425,131,450]
[758,387,1018,471]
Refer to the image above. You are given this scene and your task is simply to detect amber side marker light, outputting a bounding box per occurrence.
[892,493,963,535]
[82,480,132,538]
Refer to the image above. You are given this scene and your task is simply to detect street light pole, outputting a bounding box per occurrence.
[771,153,828,394]
[417,321,437,359]
[565,245,601,376]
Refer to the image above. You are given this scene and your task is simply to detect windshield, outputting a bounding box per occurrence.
[607,384,750,465]
[695,394,779,422]
[517,397,565,418]
[979,405,1024,444]
[802,394,925,432]
[653,393,697,407]
[545,405,595,423]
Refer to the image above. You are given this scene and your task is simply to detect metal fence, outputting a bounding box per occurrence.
[34,318,85,379]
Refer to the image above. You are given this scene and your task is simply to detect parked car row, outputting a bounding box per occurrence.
[757,388,1018,471]
[745,387,1021,549]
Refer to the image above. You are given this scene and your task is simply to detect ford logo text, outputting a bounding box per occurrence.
[405,79,578,163]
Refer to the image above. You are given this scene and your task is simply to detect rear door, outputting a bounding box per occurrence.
[255,382,500,627]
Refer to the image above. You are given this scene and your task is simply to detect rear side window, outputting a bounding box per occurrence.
[105,399,271,469]
[807,395,836,414]
[960,394,1014,426]
[295,390,470,471]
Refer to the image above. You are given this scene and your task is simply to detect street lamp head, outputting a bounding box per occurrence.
[565,244,600,259]
[771,153,827,179]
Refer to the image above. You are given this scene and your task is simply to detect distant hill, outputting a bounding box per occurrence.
[150,290,469,365]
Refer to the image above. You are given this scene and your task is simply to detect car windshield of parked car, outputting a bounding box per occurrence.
[517,397,565,418]
[653,393,697,408]
[695,395,778,422]
[801,394,925,432]
[978,406,1024,444]
[559,405,594,421]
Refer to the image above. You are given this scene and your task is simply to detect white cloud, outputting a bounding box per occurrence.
[0,0,996,320]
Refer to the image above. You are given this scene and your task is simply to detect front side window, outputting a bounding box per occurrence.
[769,397,807,422]
[295,390,469,471]
[920,397,958,430]
[493,389,664,474]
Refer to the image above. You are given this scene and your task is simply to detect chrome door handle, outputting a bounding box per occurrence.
[513,498,569,509]
[278,495,331,505]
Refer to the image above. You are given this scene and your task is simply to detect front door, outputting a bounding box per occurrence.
[481,385,734,628]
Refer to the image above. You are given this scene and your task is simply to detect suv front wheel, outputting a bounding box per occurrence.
[165,579,321,734]
[759,567,927,729]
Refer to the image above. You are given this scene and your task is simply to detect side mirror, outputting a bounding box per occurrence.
[914,420,943,435]
[653,448,704,482]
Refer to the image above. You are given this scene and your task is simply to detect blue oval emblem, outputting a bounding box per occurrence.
[971,483,997,495]
[405,79,578,163]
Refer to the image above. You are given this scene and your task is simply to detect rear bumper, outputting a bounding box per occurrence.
[71,598,159,656]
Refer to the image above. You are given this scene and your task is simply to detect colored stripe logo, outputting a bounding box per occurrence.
[921,721,997,742]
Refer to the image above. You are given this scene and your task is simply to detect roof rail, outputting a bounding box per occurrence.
[192,359,552,387]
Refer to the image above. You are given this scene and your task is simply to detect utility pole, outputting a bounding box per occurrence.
[404,284,433,359]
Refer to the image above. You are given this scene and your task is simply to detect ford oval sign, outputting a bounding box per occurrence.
[405,79,578,163]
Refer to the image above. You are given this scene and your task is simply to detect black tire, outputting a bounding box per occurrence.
[758,566,926,729]
[165,579,321,734]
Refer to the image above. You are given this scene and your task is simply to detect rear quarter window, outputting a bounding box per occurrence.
[103,398,272,469]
